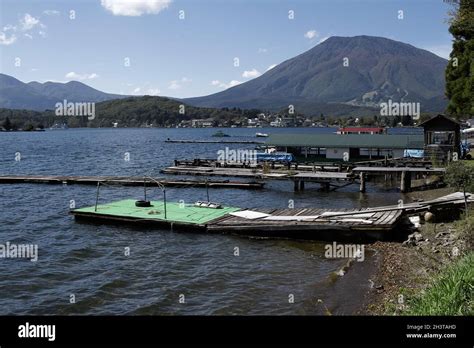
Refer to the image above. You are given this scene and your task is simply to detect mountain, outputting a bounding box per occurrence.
[0,73,126,110]
[185,35,448,115]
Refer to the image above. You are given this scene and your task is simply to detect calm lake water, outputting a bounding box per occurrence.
[0,127,415,315]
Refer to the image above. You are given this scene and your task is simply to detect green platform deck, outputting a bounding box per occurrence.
[72,199,241,227]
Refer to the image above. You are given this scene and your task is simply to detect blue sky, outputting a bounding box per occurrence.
[0,0,454,98]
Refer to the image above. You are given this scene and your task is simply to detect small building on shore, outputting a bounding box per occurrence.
[266,133,424,160]
[419,114,461,161]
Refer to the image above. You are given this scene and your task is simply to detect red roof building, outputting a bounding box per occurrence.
[337,127,385,135]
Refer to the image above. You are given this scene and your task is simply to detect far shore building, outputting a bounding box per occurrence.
[191,118,214,128]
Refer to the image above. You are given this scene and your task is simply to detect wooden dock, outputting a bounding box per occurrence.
[71,192,473,242]
[163,159,447,193]
[161,166,354,191]
[206,207,406,241]
[71,200,407,242]
[0,175,264,189]
[352,166,445,174]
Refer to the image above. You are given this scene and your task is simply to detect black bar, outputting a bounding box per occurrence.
[0,316,471,345]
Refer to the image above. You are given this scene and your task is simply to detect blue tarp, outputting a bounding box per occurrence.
[404,149,425,158]
[256,152,294,162]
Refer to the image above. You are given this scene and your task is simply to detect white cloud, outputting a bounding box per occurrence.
[266,64,277,71]
[20,14,42,31]
[43,10,60,16]
[0,32,17,45]
[101,0,172,16]
[226,80,242,88]
[3,24,16,32]
[168,81,181,90]
[65,72,99,81]
[146,88,160,95]
[318,36,329,44]
[131,86,160,95]
[258,48,268,53]
[1,13,46,44]
[211,79,242,89]
[242,68,261,79]
[304,30,318,40]
[168,77,191,90]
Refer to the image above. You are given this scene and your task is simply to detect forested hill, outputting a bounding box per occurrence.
[0,96,259,129]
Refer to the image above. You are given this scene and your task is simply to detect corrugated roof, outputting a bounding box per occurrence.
[266,134,424,149]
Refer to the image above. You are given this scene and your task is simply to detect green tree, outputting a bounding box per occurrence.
[445,0,474,118]
[445,161,474,215]
[2,117,12,131]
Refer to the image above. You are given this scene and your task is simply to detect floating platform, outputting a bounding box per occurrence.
[71,192,473,242]
[71,200,408,242]
[71,199,241,231]
[0,175,264,189]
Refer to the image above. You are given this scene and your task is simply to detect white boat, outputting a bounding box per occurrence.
[256,132,268,137]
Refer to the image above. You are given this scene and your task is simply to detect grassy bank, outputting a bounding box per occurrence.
[404,252,473,315]
[366,189,473,315]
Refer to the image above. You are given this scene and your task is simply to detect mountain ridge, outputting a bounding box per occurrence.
[184,35,448,114]
[0,73,127,110]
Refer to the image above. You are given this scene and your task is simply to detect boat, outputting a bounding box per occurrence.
[256,132,268,137]
[212,130,230,137]
[49,123,68,130]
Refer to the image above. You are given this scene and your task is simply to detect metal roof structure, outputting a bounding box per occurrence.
[266,133,424,149]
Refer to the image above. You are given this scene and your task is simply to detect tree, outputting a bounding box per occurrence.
[2,117,12,131]
[445,0,474,119]
[445,161,474,215]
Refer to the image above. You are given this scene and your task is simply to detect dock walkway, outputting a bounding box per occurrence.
[0,175,264,189]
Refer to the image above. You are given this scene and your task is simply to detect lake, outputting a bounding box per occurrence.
[0,127,412,315]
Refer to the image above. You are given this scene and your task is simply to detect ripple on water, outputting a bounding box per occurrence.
[0,128,402,314]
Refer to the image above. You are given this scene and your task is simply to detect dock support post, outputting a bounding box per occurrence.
[300,181,305,191]
[359,172,366,193]
[401,171,412,193]
[163,189,167,219]
[95,182,100,212]
[144,178,147,201]
[320,182,330,191]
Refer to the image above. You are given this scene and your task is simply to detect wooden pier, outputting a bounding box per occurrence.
[71,192,473,242]
[162,165,354,192]
[163,159,447,193]
[0,175,264,189]
[352,166,446,193]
